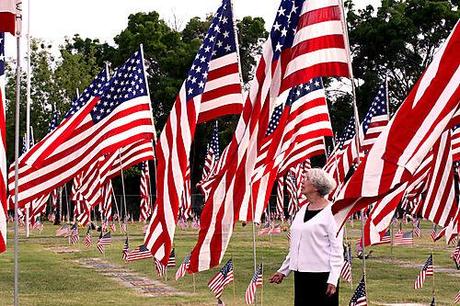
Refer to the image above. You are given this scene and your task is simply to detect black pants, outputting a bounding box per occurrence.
[294,271,339,306]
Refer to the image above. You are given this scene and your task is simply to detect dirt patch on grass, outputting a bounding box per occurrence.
[372,258,460,277]
[76,257,189,298]
[46,246,81,254]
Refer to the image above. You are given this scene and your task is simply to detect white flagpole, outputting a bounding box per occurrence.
[13,34,21,306]
[118,149,129,231]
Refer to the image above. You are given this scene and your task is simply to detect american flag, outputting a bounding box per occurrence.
[208,259,234,299]
[197,121,220,200]
[180,165,192,220]
[70,224,79,245]
[286,170,299,217]
[96,232,112,254]
[419,131,458,228]
[9,48,156,208]
[413,219,421,237]
[175,255,191,281]
[0,0,21,35]
[452,125,460,161]
[257,222,271,236]
[189,0,349,273]
[349,277,367,306]
[332,21,460,229]
[361,83,389,153]
[452,243,460,266]
[244,264,263,304]
[454,290,460,304]
[393,230,413,246]
[122,237,129,261]
[126,244,153,262]
[139,161,152,222]
[269,223,282,235]
[249,78,331,222]
[84,229,92,248]
[101,181,113,222]
[167,248,176,267]
[414,255,434,289]
[154,257,166,278]
[340,243,352,283]
[47,111,61,215]
[144,0,243,266]
[275,176,285,219]
[55,224,70,237]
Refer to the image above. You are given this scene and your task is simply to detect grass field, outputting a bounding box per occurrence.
[0,221,459,305]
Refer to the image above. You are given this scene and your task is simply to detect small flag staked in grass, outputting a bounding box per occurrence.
[244,264,263,304]
[350,277,367,306]
[414,255,433,289]
[176,255,191,281]
[208,259,234,299]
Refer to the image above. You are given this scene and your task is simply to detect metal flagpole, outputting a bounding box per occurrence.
[13,33,22,306]
[64,184,70,223]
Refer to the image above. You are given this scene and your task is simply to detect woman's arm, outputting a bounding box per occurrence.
[277,252,291,277]
[326,214,344,286]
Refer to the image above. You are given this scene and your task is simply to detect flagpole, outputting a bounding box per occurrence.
[64,183,70,223]
[385,74,391,121]
[13,32,22,306]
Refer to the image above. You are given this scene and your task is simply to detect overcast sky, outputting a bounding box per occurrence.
[4,0,380,59]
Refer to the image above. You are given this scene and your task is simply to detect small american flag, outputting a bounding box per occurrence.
[257,223,271,236]
[340,243,352,283]
[175,255,191,281]
[350,277,367,306]
[122,237,129,261]
[208,259,234,299]
[167,248,176,267]
[413,219,421,237]
[120,222,127,234]
[414,255,434,289]
[55,224,70,237]
[154,257,166,278]
[393,231,413,246]
[83,228,92,248]
[244,264,263,304]
[96,232,112,254]
[268,224,282,235]
[451,243,460,266]
[126,244,153,262]
[110,223,116,233]
[454,290,460,304]
[70,224,79,245]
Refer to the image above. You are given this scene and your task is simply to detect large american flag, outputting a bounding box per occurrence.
[333,21,460,228]
[244,263,263,305]
[452,125,460,161]
[144,0,243,266]
[414,254,433,289]
[275,176,285,219]
[197,121,221,200]
[189,0,349,272]
[249,79,331,222]
[139,161,152,222]
[208,259,234,299]
[361,83,389,153]
[349,276,367,306]
[0,0,21,35]
[9,48,156,208]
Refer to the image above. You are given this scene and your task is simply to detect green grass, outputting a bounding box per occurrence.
[0,221,458,305]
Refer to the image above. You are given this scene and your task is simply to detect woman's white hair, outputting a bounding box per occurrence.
[306,168,337,196]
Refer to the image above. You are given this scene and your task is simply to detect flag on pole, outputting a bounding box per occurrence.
[126,244,153,262]
[139,161,152,222]
[340,243,352,283]
[167,248,176,267]
[244,264,263,304]
[83,229,92,248]
[454,290,460,304]
[144,0,244,266]
[96,231,112,254]
[414,255,434,289]
[175,255,191,281]
[349,276,367,306]
[9,48,156,208]
[0,0,21,35]
[197,121,221,200]
[208,259,234,299]
[332,21,460,228]
[122,237,129,261]
[154,257,166,278]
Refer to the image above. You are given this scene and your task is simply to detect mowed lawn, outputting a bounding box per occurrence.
[0,221,459,305]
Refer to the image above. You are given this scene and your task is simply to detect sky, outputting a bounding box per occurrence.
[4,0,380,60]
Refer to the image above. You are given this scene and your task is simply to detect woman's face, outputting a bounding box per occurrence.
[301,172,317,196]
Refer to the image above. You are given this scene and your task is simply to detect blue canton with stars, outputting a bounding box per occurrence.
[219,259,233,278]
[185,0,236,101]
[209,121,220,160]
[64,69,109,119]
[92,49,148,123]
[270,0,304,60]
[265,78,323,136]
[337,117,357,150]
[48,111,60,132]
[350,278,367,305]
[362,83,388,135]
[0,33,4,77]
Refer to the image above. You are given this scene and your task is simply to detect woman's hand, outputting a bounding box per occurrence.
[325,284,336,297]
[269,272,285,284]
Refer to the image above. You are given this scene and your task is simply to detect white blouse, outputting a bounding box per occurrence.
[277,203,344,286]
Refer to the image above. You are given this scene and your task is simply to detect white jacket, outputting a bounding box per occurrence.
[278,204,344,286]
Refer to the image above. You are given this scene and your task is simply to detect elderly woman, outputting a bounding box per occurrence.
[269,168,343,306]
